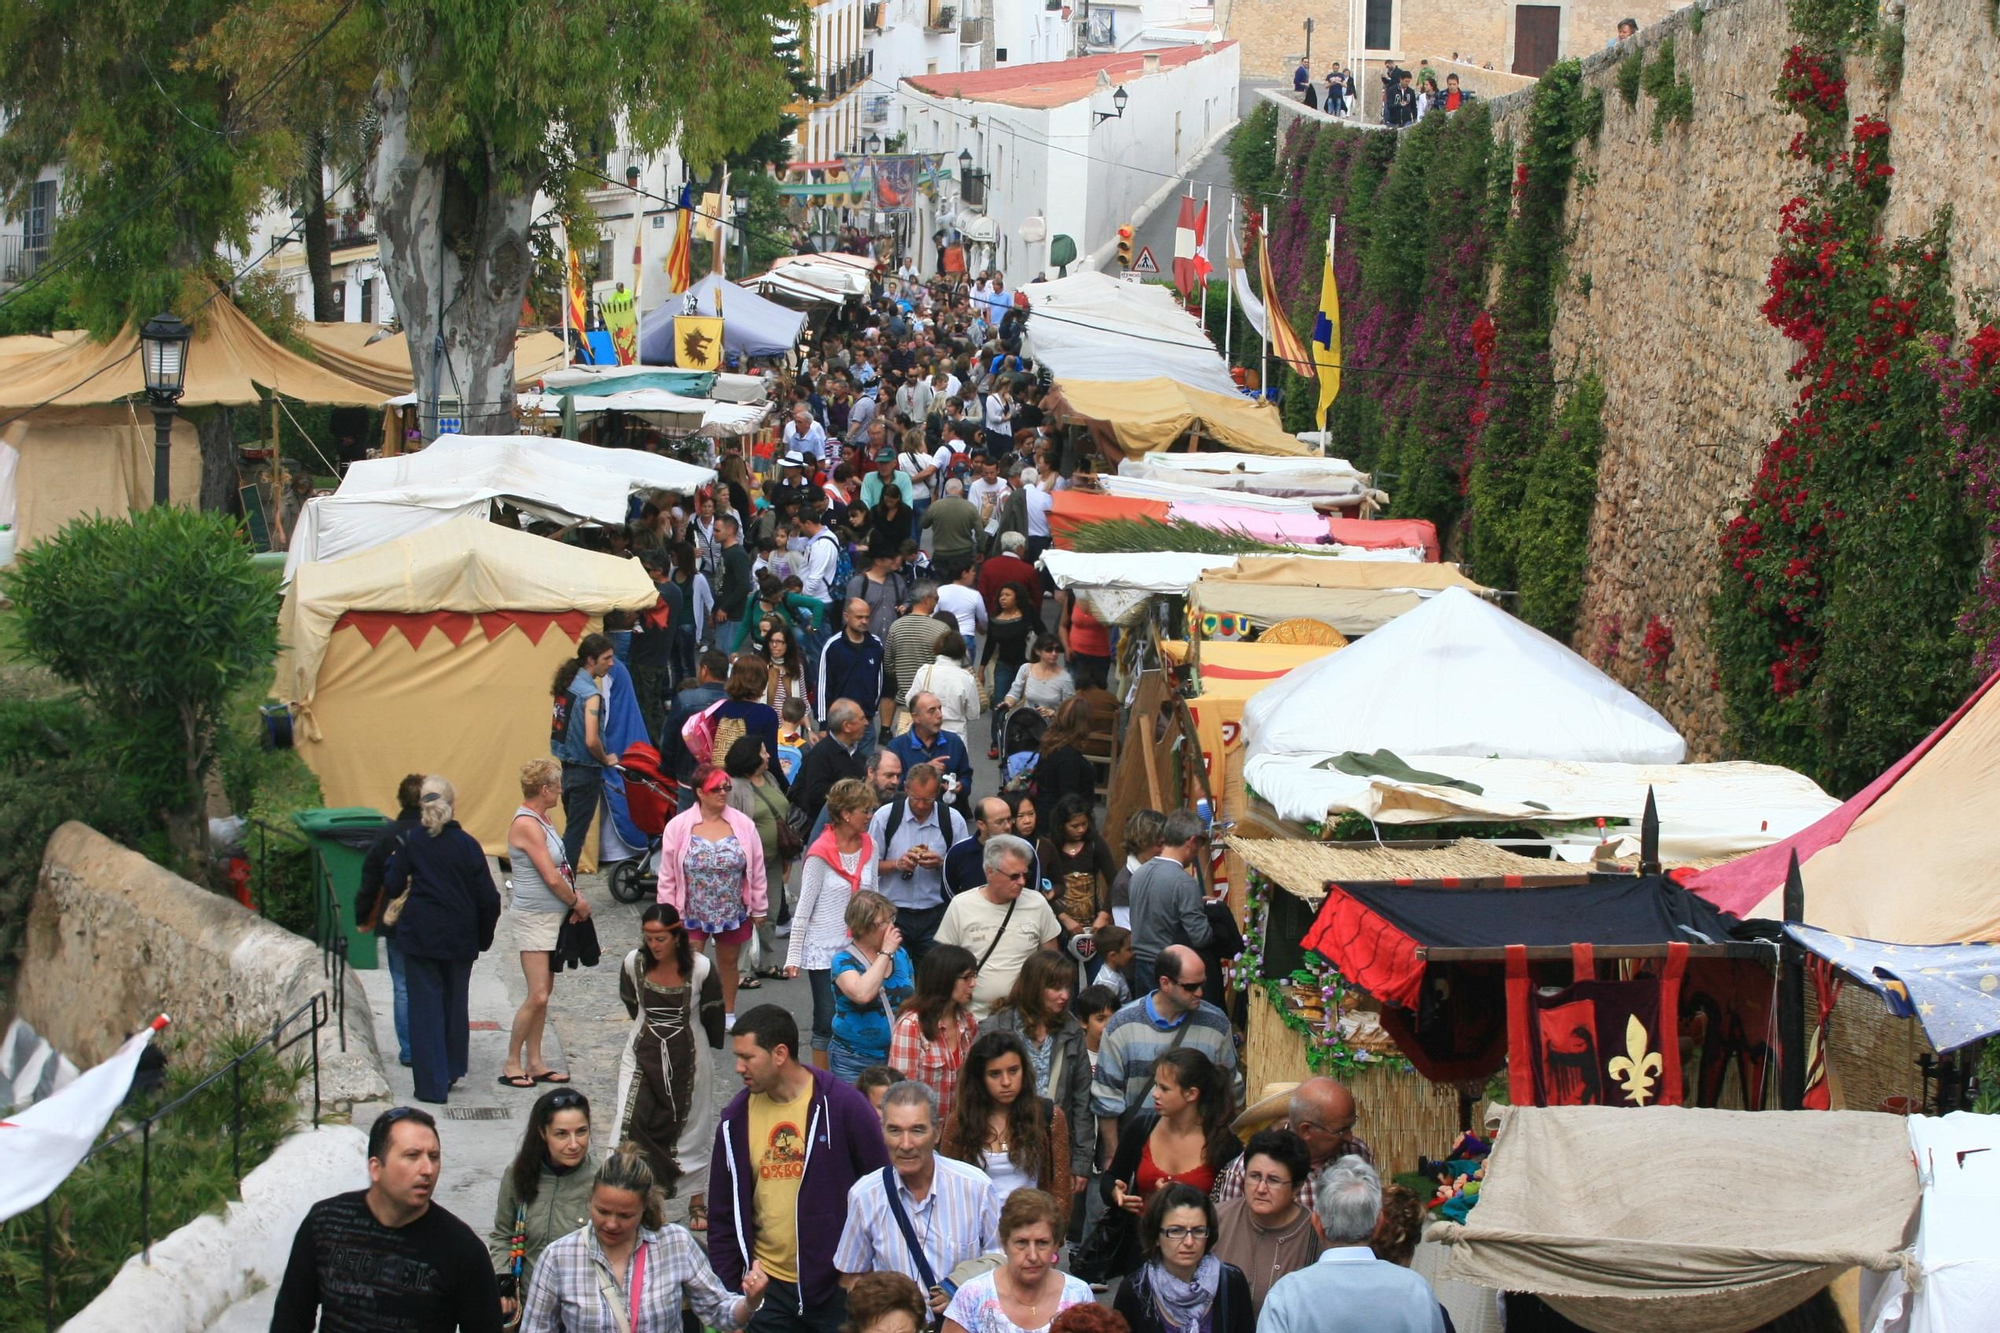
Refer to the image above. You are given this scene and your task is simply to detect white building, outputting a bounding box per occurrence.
[0,167,59,294]
[898,41,1239,287]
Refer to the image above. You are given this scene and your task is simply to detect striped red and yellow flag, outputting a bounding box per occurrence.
[1258,232,1313,377]
[664,185,693,294]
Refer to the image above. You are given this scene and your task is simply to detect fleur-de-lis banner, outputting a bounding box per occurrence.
[1506,943,1690,1108]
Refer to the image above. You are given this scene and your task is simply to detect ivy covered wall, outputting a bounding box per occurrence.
[1234,0,2000,797]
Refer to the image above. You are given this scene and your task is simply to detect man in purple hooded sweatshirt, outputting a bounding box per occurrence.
[710,1004,890,1333]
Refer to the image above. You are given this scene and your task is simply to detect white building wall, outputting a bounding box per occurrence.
[899,40,1239,287]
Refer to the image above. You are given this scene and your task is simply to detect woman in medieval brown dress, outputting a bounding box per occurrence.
[614,902,725,1228]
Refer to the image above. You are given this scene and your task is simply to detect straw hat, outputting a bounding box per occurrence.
[1231,1082,1301,1136]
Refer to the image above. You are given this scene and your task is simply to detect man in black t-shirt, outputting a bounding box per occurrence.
[271,1107,501,1332]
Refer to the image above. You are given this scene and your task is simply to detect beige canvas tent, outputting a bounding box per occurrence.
[1047,378,1309,458]
[1190,555,1490,637]
[0,406,203,548]
[295,322,569,397]
[275,516,657,859]
[0,300,384,550]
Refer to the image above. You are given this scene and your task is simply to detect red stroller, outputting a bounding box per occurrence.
[607,742,679,903]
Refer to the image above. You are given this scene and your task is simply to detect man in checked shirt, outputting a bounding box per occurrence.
[1209,1077,1372,1212]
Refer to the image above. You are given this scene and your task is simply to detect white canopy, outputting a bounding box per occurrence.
[1866,1112,2000,1333]
[638,272,806,361]
[767,254,872,298]
[422,434,716,492]
[1097,472,1329,513]
[1123,451,1374,499]
[526,391,769,434]
[751,269,846,304]
[1243,586,1688,765]
[283,436,705,580]
[1242,752,1836,861]
[1019,271,1240,397]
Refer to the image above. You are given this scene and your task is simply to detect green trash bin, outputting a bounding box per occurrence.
[293,807,391,969]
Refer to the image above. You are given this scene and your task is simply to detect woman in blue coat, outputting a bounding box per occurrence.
[384,775,502,1103]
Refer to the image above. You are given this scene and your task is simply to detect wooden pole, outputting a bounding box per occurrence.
[1779,849,1807,1110]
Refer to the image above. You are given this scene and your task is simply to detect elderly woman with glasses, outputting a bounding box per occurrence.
[1209,1130,1325,1314]
[658,764,768,1031]
[1111,1183,1253,1333]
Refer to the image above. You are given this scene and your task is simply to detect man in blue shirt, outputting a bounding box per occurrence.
[865,764,965,961]
[1261,1157,1446,1333]
[887,692,972,818]
[816,598,885,761]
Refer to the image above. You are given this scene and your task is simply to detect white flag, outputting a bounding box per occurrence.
[0,1016,167,1222]
[1229,225,1269,342]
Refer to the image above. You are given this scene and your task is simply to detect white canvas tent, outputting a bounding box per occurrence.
[1122,451,1376,499]
[1243,586,1688,766]
[1865,1111,2000,1333]
[1020,271,1240,397]
[283,436,707,579]
[638,273,806,362]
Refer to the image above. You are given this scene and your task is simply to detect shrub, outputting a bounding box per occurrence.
[1225,100,1281,203]
[1616,50,1644,107]
[2,509,281,871]
[1640,36,1695,141]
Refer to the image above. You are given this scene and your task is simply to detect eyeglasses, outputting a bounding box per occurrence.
[1243,1170,1294,1190]
[1159,1226,1211,1241]
[1296,1119,1357,1137]
[997,871,1027,882]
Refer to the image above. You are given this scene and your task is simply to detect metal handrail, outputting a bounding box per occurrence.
[38,992,328,1331]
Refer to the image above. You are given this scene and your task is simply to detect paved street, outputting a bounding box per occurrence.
[1129,79,1280,287]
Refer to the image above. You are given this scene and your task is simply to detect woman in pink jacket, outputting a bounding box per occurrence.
[657,764,768,1029]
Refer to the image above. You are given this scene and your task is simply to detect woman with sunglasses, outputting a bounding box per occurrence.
[1000,634,1075,740]
[1110,1183,1252,1333]
[614,904,725,1233]
[520,1142,768,1333]
[658,764,767,1031]
[491,1088,596,1322]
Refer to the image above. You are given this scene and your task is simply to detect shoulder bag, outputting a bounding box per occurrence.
[592,1236,647,1333]
[752,780,804,861]
[971,894,1019,979]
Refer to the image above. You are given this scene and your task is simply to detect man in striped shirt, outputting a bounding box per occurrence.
[834,1081,999,1318]
[1091,946,1238,1166]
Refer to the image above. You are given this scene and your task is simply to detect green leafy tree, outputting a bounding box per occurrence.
[218,0,809,437]
[1,509,281,869]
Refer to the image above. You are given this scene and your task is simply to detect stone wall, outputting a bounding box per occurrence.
[1461,0,2000,758]
[18,822,387,1103]
[1221,0,1680,79]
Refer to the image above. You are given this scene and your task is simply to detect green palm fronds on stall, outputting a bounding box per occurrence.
[1066,516,1303,556]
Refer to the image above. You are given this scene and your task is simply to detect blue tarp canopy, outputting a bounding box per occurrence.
[538,369,717,398]
[639,272,807,364]
[1789,926,2000,1053]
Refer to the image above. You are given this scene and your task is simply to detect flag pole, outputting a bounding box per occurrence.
[1223,192,1235,370]
[1258,205,1269,398]
[1199,184,1211,338]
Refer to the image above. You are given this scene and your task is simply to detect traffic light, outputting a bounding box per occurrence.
[1116,225,1134,269]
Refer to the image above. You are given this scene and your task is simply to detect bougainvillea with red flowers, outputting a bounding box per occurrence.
[1711,51,1980,796]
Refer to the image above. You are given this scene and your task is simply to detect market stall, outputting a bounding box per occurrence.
[1188,556,1491,639]
[636,273,807,363]
[275,515,656,864]
[1431,1104,1919,1333]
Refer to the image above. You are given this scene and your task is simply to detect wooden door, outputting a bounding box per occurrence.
[1513,5,1561,76]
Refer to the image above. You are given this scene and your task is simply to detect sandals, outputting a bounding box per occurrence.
[687,1201,708,1232]
[754,966,786,980]
[738,976,764,990]
[498,1073,536,1089]
[531,1070,572,1084]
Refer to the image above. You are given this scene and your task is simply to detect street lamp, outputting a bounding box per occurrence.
[1094,84,1129,125]
[732,194,750,275]
[957,146,973,176]
[139,311,192,506]
[863,131,883,154]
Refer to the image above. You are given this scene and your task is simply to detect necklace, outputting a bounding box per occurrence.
[1003,1269,1045,1325]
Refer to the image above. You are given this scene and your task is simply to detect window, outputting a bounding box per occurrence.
[24,179,55,254]
[1364,0,1393,51]
[596,236,614,277]
[358,276,374,323]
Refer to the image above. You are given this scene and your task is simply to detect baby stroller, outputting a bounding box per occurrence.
[998,705,1048,795]
[606,742,679,903]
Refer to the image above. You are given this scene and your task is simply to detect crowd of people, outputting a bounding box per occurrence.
[1292,55,1480,126]
[280,270,1458,1332]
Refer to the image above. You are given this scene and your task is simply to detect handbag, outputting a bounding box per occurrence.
[1069,1198,1138,1284]
[500,1202,526,1331]
[753,781,804,861]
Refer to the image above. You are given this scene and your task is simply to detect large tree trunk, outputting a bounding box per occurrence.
[197,406,238,513]
[302,131,339,321]
[371,68,533,439]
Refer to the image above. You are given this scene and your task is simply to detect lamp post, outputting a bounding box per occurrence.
[1093,85,1129,125]
[139,311,192,507]
[732,194,750,276]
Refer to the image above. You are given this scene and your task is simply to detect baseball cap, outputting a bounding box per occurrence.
[874,446,897,463]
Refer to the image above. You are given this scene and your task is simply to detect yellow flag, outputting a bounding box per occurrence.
[601,287,639,366]
[675,315,724,371]
[1312,217,1341,427]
